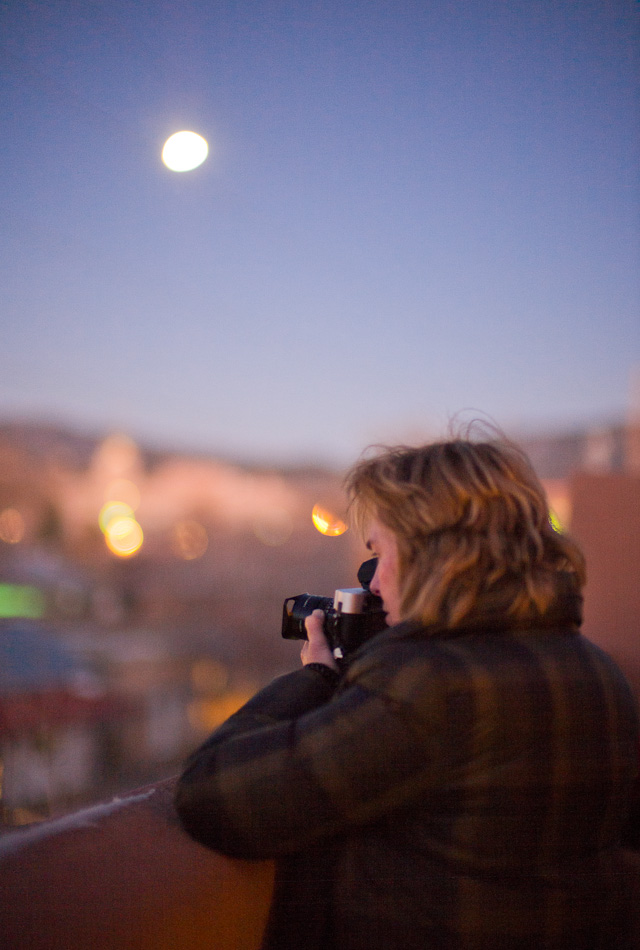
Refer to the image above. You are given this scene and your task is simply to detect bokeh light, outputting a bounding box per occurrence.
[161,131,208,171]
[0,508,25,544]
[99,492,144,558]
[99,501,134,534]
[104,517,144,558]
[252,507,293,546]
[311,504,348,536]
[172,520,209,560]
[545,482,572,534]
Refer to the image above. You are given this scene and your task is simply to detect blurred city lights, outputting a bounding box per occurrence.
[0,508,25,544]
[99,496,144,557]
[161,131,208,171]
[104,517,144,558]
[172,520,209,560]
[311,504,348,536]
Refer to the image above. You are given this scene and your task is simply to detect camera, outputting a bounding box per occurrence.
[281,558,387,661]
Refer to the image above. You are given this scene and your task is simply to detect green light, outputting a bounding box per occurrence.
[549,509,564,534]
[0,584,46,618]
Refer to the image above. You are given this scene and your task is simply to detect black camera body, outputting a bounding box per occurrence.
[281,558,387,661]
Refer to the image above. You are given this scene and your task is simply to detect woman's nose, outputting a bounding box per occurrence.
[369,567,381,597]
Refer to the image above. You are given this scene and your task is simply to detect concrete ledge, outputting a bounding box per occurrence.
[0,777,275,950]
[1,775,639,948]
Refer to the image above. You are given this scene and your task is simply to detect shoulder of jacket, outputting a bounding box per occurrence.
[342,628,462,693]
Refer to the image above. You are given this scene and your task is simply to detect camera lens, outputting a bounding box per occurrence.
[282,594,333,640]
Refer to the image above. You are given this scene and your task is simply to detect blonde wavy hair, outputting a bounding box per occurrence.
[345,435,586,628]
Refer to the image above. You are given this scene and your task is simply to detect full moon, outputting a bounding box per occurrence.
[162,131,209,172]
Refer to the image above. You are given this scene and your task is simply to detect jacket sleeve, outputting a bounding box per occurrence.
[174,658,442,859]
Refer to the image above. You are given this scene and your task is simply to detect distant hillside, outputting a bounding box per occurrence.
[1,415,636,481]
[0,420,102,469]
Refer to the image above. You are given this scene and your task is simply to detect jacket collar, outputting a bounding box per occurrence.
[363,571,583,650]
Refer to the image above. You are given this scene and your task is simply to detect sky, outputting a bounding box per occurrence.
[1,0,638,467]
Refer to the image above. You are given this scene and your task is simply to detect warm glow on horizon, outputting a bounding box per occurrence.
[311,504,348,536]
[162,131,209,171]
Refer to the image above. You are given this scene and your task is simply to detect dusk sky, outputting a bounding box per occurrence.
[1,0,638,467]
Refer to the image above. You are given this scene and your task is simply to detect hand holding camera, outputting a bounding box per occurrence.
[300,609,339,670]
[282,558,387,665]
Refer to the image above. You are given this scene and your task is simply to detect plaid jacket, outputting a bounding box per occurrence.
[176,591,639,949]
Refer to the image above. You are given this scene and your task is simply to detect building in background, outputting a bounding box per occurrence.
[522,419,640,701]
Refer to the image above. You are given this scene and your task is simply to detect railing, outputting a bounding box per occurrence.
[0,777,274,950]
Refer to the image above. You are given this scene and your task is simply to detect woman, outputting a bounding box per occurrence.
[175,435,639,949]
